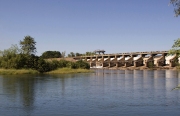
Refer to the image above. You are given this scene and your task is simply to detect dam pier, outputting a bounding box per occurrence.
[75,51,177,68]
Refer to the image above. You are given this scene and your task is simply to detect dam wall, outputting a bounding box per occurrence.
[74,51,177,68]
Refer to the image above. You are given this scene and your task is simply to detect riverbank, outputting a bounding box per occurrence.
[45,68,93,74]
[0,66,176,75]
[93,66,177,70]
[0,68,93,75]
[0,69,39,75]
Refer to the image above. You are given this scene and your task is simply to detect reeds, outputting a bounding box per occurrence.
[0,69,39,75]
[45,68,93,74]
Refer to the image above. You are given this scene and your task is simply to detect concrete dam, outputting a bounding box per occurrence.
[74,51,177,68]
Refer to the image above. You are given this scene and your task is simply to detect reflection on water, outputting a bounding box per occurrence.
[0,70,180,116]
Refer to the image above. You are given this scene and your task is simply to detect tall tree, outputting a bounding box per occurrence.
[20,36,37,55]
[61,51,66,58]
[170,0,180,16]
[68,52,75,57]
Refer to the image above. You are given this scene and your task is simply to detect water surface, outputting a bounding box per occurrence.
[0,69,180,116]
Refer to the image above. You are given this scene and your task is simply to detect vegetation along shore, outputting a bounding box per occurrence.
[0,36,91,75]
[1,35,180,75]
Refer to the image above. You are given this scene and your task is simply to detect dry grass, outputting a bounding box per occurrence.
[0,68,39,75]
[46,68,93,74]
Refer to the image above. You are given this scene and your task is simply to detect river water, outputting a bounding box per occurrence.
[0,69,180,116]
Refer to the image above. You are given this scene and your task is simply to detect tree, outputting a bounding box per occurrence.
[75,60,90,69]
[20,36,37,55]
[0,44,20,57]
[170,0,180,16]
[169,38,180,56]
[76,52,81,57]
[61,51,66,58]
[0,44,25,69]
[85,52,95,56]
[41,51,61,59]
[68,52,75,57]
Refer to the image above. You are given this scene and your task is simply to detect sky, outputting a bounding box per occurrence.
[0,0,180,56]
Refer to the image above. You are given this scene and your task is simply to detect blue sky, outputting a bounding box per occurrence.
[0,0,180,56]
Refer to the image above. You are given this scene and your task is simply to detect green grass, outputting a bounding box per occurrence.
[0,68,39,75]
[0,68,93,75]
[46,68,93,74]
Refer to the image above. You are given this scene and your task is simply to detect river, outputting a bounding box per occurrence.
[0,69,180,116]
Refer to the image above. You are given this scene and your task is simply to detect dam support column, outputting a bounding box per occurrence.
[134,61,137,67]
[169,59,176,67]
[108,56,111,68]
[114,55,118,68]
[156,53,166,67]
[116,62,119,68]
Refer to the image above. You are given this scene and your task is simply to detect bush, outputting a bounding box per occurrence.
[57,59,70,68]
[75,60,90,69]
[41,51,61,59]
[66,62,78,69]
[36,58,51,73]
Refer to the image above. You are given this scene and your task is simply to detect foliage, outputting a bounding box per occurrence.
[66,62,77,69]
[24,54,39,69]
[0,35,90,73]
[20,36,36,55]
[0,68,39,75]
[68,52,75,57]
[76,52,82,56]
[61,51,66,58]
[75,60,90,69]
[0,45,24,69]
[57,59,70,68]
[46,68,93,74]
[169,38,180,56]
[41,51,61,59]
[170,0,180,16]
[67,51,96,57]
[85,52,96,56]
[36,58,51,73]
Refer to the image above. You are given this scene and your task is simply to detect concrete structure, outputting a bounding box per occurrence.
[75,51,178,68]
[94,49,105,54]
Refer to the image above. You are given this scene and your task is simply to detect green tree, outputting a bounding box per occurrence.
[76,52,82,56]
[169,38,180,67]
[170,0,180,16]
[85,52,95,56]
[68,52,75,57]
[41,51,61,59]
[0,44,23,69]
[169,38,180,56]
[75,60,90,69]
[20,36,36,55]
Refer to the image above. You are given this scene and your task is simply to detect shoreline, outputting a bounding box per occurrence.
[91,66,177,70]
[0,66,178,75]
[45,68,93,74]
[0,68,93,75]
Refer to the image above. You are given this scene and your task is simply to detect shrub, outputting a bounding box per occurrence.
[75,60,90,69]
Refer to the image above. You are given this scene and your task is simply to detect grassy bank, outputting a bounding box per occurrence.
[0,68,93,75]
[0,69,39,75]
[45,68,93,74]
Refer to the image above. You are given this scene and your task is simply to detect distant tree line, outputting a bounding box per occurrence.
[41,51,61,59]
[41,50,96,58]
[67,51,96,57]
[0,36,90,73]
